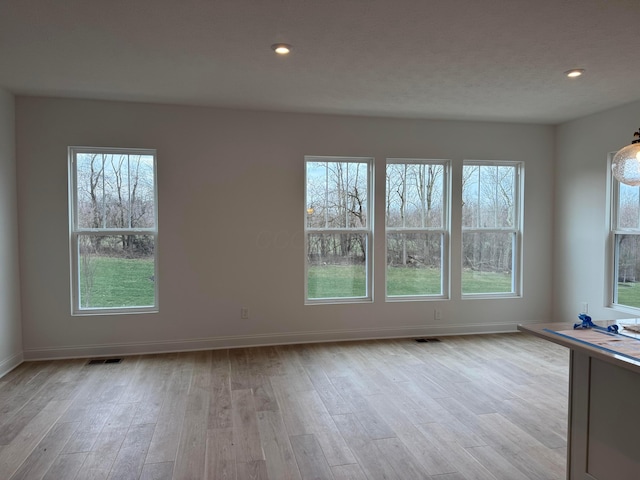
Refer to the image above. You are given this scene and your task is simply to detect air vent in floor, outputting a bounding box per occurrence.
[86,358,123,365]
[414,338,441,343]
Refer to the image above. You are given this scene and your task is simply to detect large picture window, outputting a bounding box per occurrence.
[462,162,522,296]
[610,167,640,310]
[305,157,372,303]
[69,147,158,314]
[385,159,449,298]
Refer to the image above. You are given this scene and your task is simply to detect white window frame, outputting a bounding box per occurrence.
[607,152,640,313]
[385,158,450,301]
[68,146,159,315]
[304,156,374,304]
[461,160,523,298]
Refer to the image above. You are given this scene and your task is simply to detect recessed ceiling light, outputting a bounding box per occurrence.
[565,69,585,78]
[271,43,292,55]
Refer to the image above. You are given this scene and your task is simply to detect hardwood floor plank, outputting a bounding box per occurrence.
[229,349,253,391]
[205,350,233,430]
[295,390,356,467]
[465,445,530,480]
[73,426,128,480]
[290,434,334,480]
[231,389,264,463]
[490,444,566,480]
[9,421,80,480]
[269,376,313,436]
[208,368,232,429]
[102,402,137,431]
[415,423,498,480]
[190,351,213,391]
[132,399,163,426]
[0,398,75,479]
[256,411,301,480]
[0,364,56,418]
[331,378,395,441]
[173,386,209,480]
[205,428,236,480]
[42,452,87,480]
[363,392,456,476]
[252,373,279,412]
[145,357,192,464]
[106,423,155,480]
[422,401,487,448]
[236,460,268,480]
[0,334,570,480]
[330,463,367,480]
[139,461,174,480]
[62,403,115,453]
[495,398,566,448]
[303,364,352,415]
[0,377,78,445]
[374,436,431,480]
[251,346,285,376]
[332,413,401,480]
[476,412,545,453]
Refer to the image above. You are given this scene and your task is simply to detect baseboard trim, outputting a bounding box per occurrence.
[23,323,519,361]
[0,351,24,378]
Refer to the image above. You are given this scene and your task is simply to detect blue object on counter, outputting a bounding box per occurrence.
[573,313,619,333]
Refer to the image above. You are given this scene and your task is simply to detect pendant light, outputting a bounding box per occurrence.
[612,128,640,186]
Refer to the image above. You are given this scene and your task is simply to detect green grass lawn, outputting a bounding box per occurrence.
[80,256,155,308]
[83,258,512,306]
[617,282,640,308]
[308,265,512,298]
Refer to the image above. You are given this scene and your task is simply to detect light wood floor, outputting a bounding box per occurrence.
[0,333,569,480]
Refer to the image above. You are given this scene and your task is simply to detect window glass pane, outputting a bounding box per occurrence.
[386,163,444,228]
[462,232,513,294]
[387,232,442,296]
[78,234,155,308]
[307,233,367,298]
[462,165,515,229]
[618,183,640,229]
[77,153,106,229]
[76,153,155,229]
[306,161,368,229]
[615,234,640,308]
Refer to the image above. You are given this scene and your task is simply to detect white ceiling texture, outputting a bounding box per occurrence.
[1,0,640,124]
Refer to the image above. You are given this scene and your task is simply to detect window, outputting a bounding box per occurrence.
[462,162,522,296]
[69,147,158,314]
[305,157,373,303]
[610,164,640,310]
[385,159,449,298]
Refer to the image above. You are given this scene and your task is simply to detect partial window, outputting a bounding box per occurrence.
[305,157,372,303]
[385,159,449,298]
[610,167,640,310]
[69,147,158,314]
[462,162,522,296]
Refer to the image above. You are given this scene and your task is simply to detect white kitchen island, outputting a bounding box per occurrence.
[518,321,640,480]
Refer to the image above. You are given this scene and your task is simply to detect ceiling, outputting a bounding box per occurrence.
[1,0,640,124]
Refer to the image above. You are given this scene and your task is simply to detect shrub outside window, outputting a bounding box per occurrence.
[69,147,158,314]
[305,157,373,303]
[462,162,523,296]
[385,159,449,299]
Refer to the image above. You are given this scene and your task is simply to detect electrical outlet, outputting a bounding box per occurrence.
[581,302,588,314]
[434,309,442,320]
[241,307,249,319]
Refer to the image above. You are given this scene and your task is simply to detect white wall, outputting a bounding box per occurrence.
[555,99,640,321]
[16,96,555,359]
[0,89,23,375]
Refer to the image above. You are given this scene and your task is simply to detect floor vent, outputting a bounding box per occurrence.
[415,338,441,343]
[86,358,123,365]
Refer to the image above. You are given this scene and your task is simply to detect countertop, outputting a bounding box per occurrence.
[518,320,640,374]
